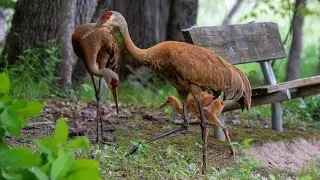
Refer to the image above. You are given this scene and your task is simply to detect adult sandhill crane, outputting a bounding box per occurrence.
[87,11,251,173]
[72,23,120,143]
[160,92,235,159]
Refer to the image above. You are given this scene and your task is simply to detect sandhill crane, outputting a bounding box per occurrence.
[86,11,251,174]
[72,23,120,143]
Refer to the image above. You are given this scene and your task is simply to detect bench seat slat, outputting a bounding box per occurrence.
[252,75,320,96]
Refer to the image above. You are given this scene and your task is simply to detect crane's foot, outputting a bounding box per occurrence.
[95,136,114,145]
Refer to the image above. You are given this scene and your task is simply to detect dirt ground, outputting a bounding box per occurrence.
[6,100,320,174]
[243,138,320,173]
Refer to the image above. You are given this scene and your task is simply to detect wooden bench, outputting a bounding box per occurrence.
[182,22,320,140]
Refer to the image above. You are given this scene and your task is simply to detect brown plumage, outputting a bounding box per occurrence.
[72,23,120,143]
[160,92,235,158]
[90,11,251,173]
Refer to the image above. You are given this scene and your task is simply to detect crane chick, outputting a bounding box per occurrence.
[160,92,235,158]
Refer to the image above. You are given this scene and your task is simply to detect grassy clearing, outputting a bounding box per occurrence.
[73,121,320,179]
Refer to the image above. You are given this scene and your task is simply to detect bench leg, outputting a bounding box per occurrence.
[214,114,226,141]
[271,103,283,132]
[260,61,283,132]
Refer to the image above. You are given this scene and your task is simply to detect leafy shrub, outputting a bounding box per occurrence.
[4,46,60,99]
[283,96,320,130]
[0,72,100,180]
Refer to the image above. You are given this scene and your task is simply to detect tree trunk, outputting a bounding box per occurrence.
[166,0,198,41]
[2,0,62,65]
[0,8,5,43]
[1,0,97,87]
[54,0,77,87]
[222,0,243,25]
[285,0,306,81]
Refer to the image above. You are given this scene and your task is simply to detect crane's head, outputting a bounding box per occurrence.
[103,69,120,114]
[159,96,178,108]
[81,11,126,40]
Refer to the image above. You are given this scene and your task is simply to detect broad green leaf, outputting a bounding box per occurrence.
[29,167,49,180]
[35,138,58,162]
[1,168,36,180]
[66,169,100,180]
[54,119,68,145]
[50,150,74,180]
[40,162,51,177]
[0,94,10,105]
[0,147,41,168]
[0,109,24,136]
[72,159,99,171]
[0,127,5,139]
[0,128,7,152]
[1,169,24,180]
[65,137,90,151]
[11,100,44,118]
[0,73,9,94]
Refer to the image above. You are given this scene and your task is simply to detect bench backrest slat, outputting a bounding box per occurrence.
[182,22,286,64]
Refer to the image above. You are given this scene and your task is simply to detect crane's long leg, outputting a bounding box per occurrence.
[213,115,235,159]
[90,75,104,143]
[191,88,208,175]
[126,93,189,156]
[97,77,107,142]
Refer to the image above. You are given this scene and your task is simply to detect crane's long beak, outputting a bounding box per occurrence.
[81,29,96,40]
[111,87,119,114]
[81,20,104,40]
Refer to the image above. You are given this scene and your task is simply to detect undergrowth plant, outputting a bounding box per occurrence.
[0,72,100,180]
[3,46,60,99]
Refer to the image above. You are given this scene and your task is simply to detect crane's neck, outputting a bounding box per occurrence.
[118,25,154,67]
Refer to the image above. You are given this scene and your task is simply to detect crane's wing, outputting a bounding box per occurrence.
[165,42,251,110]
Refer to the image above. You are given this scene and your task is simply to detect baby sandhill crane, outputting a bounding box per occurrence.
[72,23,120,143]
[160,92,235,158]
[87,11,252,173]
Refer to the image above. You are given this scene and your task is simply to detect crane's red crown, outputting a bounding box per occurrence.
[102,11,112,21]
[111,79,119,88]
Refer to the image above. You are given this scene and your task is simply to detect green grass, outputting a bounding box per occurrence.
[72,124,320,179]
[2,46,60,100]
[76,76,179,107]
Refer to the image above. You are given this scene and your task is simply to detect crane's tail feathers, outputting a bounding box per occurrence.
[234,67,252,110]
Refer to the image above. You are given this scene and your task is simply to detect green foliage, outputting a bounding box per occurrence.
[4,46,60,99]
[0,119,100,180]
[0,72,100,180]
[76,77,178,107]
[0,72,44,137]
[298,156,320,179]
[0,0,15,9]
[283,96,320,130]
